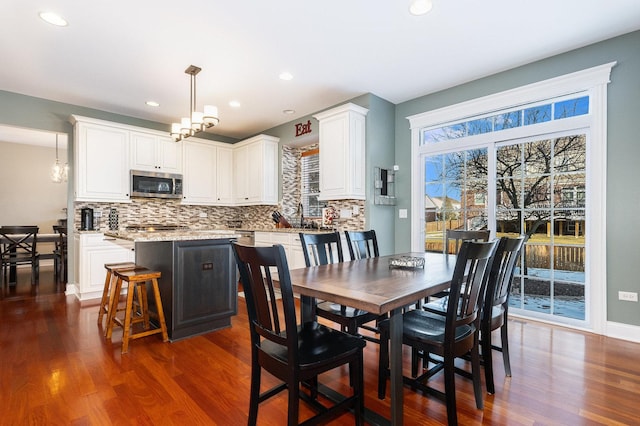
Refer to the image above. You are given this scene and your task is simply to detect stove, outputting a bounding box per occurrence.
[124,224,189,232]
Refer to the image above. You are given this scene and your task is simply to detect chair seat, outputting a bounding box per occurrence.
[380,309,474,345]
[2,252,39,263]
[316,301,379,320]
[262,322,366,368]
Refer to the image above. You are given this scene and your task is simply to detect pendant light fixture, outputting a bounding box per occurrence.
[170,65,219,142]
[51,133,64,183]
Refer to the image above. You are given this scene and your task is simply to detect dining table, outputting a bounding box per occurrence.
[1,233,62,284]
[287,251,457,426]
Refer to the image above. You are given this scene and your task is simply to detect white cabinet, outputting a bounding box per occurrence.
[182,139,217,204]
[233,134,279,205]
[72,233,134,301]
[71,116,130,202]
[130,131,182,173]
[313,103,368,200]
[253,231,309,270]
[216,146,234,204]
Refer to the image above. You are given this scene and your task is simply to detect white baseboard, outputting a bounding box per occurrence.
[606,321,640,343]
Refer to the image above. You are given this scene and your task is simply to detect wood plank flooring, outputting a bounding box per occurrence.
[2,266,640,425]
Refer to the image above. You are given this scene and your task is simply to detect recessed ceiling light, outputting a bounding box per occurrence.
[39,11,68,27]
[145,101,160,107]
[229,100,241,108]
[279,72,293,81]
[409,0,433,16]
[283,109,295,115]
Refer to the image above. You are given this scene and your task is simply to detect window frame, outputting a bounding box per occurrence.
[408,62,615,334]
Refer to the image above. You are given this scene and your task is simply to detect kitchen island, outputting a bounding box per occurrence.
[107,229,238,341]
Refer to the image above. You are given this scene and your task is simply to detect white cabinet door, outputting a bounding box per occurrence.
[74,121,130,202]
[131,132,182,173]
[182,140,217,204]
[314,103,368,200]
[234,134,279,205]
[75,233,134,301]
[233,145,249,204]
[158,136,182,173]
[216,146,234,204]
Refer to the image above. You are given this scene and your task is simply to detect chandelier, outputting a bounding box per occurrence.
[170,65,219,142]
[51,133,68,183]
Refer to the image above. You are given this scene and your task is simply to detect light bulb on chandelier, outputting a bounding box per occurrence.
[170,65,219,142]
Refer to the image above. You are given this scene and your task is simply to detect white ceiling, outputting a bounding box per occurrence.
[1,0,640,144]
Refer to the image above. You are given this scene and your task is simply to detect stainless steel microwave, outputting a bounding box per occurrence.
[130,170,183,199]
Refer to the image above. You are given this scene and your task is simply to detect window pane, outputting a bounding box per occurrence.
[554,135,586,172]
[422,127,448,144]
[494,111,522,130]
[554,96,589,119]
[524,104,552,125]
[466,118,493,135]
[301,152,324,217]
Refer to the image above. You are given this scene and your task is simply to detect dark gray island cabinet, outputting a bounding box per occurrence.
[135,238,237,341]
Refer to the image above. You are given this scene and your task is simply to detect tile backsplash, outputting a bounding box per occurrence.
[74,198,365,231]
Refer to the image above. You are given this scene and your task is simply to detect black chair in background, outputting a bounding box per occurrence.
[53,225,68,283]
[378,240,498,426]
[445,229,490,254]
[345,230,379,260]
[232,242,366,426]
[480,236,524,394]
[1,226,40,288]
[422,236,525,394]
[299,232,381,343]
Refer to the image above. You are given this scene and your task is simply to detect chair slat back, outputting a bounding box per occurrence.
[233,243,299,363]
[487,236,525,310]
[0,226,39,258]
[345,230,379,260]
[299,231,344,267]
[446,240,498,337]
[445,229,490,254]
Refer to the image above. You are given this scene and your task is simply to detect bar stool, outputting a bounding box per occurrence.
[106,268,169,353]
[97,262,137,329]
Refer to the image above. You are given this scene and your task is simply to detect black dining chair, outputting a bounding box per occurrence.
[1,226,40,288]
[299,231,381,343]
[232,242,366,426]
[53,225,68,284]
[378,240,498,426]
[421,236,525,394]
[445,229,490,255]
[428,228,491,302]
[345,230,379,260]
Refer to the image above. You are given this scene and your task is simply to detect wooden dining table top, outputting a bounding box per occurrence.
[287,251,457,315]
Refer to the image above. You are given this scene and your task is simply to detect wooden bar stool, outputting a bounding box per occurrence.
[97,262,137,329]
[106,268,169,353]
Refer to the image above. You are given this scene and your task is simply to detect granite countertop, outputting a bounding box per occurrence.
[104,229,239,242]
[247,227,334,234]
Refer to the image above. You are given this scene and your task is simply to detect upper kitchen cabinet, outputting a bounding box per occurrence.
[182,139,217,205]
[215,145,234,204]
[70,115,131,202]
[130,131,182,174]
[313,103,368,200]
[233,134,279,205]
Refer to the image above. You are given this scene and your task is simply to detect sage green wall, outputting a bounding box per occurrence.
[258,93,396,255]
[393,30,640,326]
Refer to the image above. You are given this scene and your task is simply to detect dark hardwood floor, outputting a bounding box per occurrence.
[2,265,640,425]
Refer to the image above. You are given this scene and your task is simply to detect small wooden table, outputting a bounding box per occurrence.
[288,251,457,426]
